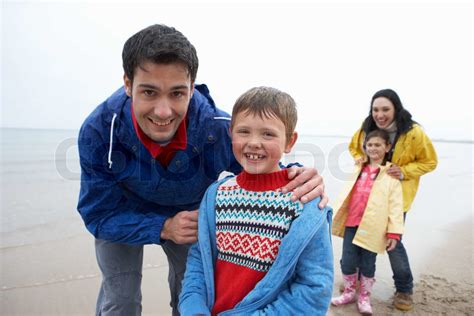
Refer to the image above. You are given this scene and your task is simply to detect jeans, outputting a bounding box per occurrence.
[340,227,377,278]
[388,235,414,294]
[95,239,190,316]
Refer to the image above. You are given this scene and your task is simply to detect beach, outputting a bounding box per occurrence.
[1,129,472,315]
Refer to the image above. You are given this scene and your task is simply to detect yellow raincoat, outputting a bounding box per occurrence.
[349,124,438,212]
[332,164,404,254]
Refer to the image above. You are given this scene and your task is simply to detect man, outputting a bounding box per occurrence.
[77,24,327,316]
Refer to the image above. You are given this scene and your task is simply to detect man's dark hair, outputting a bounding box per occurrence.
[122,24,198,83]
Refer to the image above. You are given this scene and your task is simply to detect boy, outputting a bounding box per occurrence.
[179,87,334,315]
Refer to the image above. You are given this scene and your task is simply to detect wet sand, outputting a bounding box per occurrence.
[1,135,472,315]
[328,217,473,316]
[2,215,472,316]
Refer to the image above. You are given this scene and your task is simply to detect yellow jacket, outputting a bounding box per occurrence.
[332,164,404,254]
[349,124,438,212]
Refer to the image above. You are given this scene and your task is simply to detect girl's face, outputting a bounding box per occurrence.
[372,97,396,129]
[365,136,391,164]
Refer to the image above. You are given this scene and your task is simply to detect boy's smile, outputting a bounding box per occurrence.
[231,111,297,174]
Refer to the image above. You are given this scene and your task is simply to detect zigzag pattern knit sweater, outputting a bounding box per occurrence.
[212,169,303,315]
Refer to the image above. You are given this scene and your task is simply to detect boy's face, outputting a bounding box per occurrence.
[124,61,194,144]
[231,111,297,174]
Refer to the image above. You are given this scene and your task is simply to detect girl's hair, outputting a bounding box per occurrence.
[363,129,391,166]
[361,89,416,135]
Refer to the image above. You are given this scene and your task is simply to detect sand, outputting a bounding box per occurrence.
[1,133,472,315]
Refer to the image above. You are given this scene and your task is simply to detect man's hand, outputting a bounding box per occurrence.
[160,210,198,244]
[386,238,398,252]
[387,164,403,180]
[282,166,328,208]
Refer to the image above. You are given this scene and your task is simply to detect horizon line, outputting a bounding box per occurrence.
[0,126,472,144]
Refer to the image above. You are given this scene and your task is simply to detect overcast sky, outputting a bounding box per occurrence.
[1,1,472,141]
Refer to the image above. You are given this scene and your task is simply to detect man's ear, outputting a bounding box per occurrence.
[284,132,298,153]
[123,74,132,97]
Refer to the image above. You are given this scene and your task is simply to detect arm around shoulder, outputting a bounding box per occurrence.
[399,125,438,179]
[349,128,365,161]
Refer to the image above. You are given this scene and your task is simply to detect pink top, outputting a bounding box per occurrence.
[346,165,401,241]
[346,165,380,227]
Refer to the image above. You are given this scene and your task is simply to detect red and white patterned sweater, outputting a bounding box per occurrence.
[212,169,303,315]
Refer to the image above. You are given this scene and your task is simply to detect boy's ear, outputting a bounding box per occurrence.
[386,143,392,153]
[123,74,132,97]
[284,132,298,153]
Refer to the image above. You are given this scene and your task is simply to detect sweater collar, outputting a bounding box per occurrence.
[236,169,290,192]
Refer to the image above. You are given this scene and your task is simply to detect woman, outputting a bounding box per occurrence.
[348,89,438,311]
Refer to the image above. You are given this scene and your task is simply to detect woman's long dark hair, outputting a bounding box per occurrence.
[361,89,416,135]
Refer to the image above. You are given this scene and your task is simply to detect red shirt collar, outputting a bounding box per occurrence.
[236,169,290,191]
[131,102,187,165]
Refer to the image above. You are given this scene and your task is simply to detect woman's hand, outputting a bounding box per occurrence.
[355,156,367,166]
[387,164,403,180]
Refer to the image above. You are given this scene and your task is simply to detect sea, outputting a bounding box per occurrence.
[1,127,472,248]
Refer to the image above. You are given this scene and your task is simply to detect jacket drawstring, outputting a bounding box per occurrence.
[108,113,117,169]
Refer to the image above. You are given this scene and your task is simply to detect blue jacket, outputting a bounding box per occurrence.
[77,84,242,244]
[179,177,334,316]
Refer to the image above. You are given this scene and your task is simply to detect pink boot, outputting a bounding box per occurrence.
[331,273,358,306]
[357,275,375,315]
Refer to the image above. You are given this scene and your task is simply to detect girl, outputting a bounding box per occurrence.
[349,89,437,311]
[331,129,404,315]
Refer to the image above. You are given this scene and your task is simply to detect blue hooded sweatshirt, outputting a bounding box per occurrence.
[179,177,334,315]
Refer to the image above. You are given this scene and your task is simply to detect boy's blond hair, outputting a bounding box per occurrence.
[230,86,297,143]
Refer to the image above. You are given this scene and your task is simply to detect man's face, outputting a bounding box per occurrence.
[124,61,194,143]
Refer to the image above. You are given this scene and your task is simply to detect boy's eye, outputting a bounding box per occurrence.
[263,132,275,138]
[237,129,249,134]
